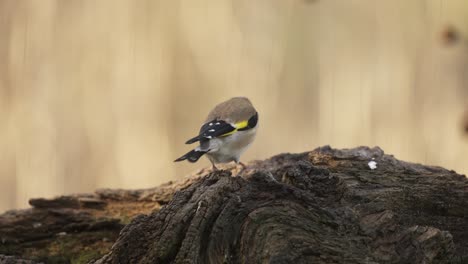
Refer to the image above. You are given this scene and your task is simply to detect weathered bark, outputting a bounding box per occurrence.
[1,146,467,263]
[0,255,38,264]
[95,146,467,264]
[0,174,199,263]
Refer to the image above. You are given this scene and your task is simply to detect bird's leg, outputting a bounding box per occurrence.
[209,159,219,171]
[234,161,247,177]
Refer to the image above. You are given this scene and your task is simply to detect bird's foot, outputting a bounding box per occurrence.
[234,161,248,177]
[239,162,247,170]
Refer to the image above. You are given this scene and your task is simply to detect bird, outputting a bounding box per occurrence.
[174,97,258,171]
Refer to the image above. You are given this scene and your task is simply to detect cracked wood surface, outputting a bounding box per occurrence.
[0,171,199,263]
[96,146,467,264]
[1,146,467,263]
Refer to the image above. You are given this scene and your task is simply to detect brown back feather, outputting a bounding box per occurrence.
[205,97,256,123]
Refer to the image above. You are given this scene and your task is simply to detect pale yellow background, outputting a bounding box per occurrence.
[1,0,468,212]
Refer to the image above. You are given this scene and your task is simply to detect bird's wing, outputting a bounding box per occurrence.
[185,119,238,144]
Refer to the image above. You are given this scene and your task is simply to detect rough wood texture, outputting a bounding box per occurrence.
[95,146,467,264]
[1,146,467,263]
[0,176,198,263]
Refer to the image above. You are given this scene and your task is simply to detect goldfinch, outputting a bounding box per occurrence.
[175,97,258,170]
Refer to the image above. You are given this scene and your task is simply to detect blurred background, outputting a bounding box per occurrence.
[1,0,468,212]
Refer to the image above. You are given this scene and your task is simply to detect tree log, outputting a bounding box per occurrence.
[1,146,467,263]
[0,171,198,263]
[96,146,467,263]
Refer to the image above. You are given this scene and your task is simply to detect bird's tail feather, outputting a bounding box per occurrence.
[174,149,206,163]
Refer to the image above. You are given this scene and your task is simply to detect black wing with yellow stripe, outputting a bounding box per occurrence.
[185,120,236,144]
[184,112,258,144]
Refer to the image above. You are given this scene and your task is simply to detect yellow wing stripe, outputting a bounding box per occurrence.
[235,120,249,129]
[220,120,248,137]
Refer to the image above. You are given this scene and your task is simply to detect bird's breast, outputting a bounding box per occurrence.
[206,127,257,163]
